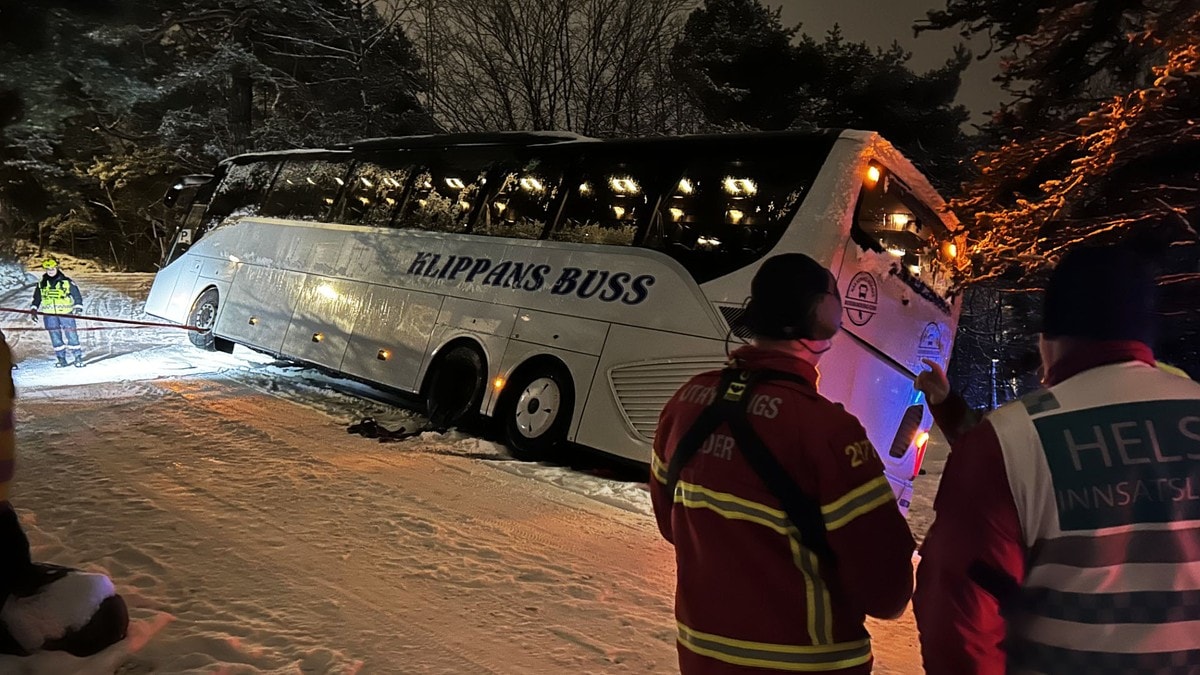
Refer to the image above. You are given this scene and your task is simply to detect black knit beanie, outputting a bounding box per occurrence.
[1041,246,1158,344]
[742,253,835,340]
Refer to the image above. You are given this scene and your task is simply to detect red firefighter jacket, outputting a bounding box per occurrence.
[651,346,916,674]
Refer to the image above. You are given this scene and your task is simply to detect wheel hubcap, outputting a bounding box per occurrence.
[194,302,216,330]
[514,377,560,439]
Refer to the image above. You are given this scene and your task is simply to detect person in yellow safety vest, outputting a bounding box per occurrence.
[29,259,85,368]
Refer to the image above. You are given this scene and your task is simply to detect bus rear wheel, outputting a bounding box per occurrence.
[188,288,219,351]
[502,363,574,461]
[424,344,486,430]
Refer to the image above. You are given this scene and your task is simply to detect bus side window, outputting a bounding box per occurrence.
[476,162,564,240]
[259,160,351,221]
[334,162,412,227]
[397,164,488,234]
[641,157,812,283]
[550,169,646,246]
[854,165,954,296]
[204,160,279,231]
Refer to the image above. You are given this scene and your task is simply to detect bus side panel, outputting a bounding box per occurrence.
[837,248,956,379]
[341,284,442,393]
[817,333,926,512]
[489,339,599,439]
[280,276,366,372]
[482,311,610,421]
[218,265,307,355]
[577,325,727,463]
[144,255,198,323]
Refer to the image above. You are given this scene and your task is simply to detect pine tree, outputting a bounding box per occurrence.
[672,0,972,190]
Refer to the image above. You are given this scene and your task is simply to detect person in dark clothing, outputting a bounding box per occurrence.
[29,258,84,368]
[914,245,1200,673]
[651,253,915,675]
[0,330,128,657]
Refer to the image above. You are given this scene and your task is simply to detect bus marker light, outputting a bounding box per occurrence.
[493,377,505,391]
[377,349,390,361]
[312,333,324,343]
[913,430,931,478]
[248,316,258,325]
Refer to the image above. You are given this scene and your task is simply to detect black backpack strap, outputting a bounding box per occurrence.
[665,369,743,499]
[666,368,833,562]
[725,410,833,560]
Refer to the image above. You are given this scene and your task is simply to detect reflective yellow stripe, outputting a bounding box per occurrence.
[821,476,895,531]
[651,451,668,484]
[674,481,789,534]
[677,622,871,671]
[673,480,834,645]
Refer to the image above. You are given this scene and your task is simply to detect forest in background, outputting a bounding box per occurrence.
[1,0,1196,404]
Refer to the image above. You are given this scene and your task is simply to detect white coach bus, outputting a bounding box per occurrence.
[148,130,963,513]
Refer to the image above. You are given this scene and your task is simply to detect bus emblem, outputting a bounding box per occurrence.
[844,272,878,326]
[917,322,944,358]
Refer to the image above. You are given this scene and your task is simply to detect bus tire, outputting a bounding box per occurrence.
[187,288,220,351]
[501,362,574,461]
[424,344,486,430]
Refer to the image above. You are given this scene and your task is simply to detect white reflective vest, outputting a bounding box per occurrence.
[988,361,1200,674]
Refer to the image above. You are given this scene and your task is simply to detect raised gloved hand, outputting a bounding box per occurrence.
[28,310,39,324]
[914,358,951,406]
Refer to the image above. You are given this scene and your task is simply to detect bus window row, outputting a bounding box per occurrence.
[203,152,825,283]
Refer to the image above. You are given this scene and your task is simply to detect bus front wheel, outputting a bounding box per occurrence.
[188,288,219,351]
[424,344,486,430]
[502,363,574,461]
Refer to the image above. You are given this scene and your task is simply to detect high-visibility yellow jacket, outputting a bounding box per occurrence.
[31,273,83,315]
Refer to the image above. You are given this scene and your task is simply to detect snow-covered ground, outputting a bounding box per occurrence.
[0,266,943,674]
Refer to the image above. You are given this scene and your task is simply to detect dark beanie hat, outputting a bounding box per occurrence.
[1042,245,1158,344]
[742,253,835,340]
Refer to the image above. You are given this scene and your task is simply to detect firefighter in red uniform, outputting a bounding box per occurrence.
[651,253,916,675]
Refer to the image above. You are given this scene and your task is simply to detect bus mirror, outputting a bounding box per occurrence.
[178,229,193,245]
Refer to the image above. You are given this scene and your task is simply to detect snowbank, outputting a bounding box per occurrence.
[0,256,35,296]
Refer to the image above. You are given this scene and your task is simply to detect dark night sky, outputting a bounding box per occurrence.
[778,0,1009,127]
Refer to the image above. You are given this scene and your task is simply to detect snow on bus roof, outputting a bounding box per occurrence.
[343,131,598,152]
[839,129,961,232]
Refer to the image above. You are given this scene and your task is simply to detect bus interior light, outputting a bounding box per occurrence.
[669,207,685,221]
[947,242,958,258]
[886,247,906,257]
[678,178,695,195]
[445,177,465,189]
[520,177,544,193]
[726,209,744,224]
[723,177,757,196]
[609,177,640,195]
[360,177,373,188]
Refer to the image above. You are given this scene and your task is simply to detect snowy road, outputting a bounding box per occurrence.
[1,272,931,674]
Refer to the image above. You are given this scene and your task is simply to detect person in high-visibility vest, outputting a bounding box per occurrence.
[29,258,85,368]
[914,245,1200,673]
